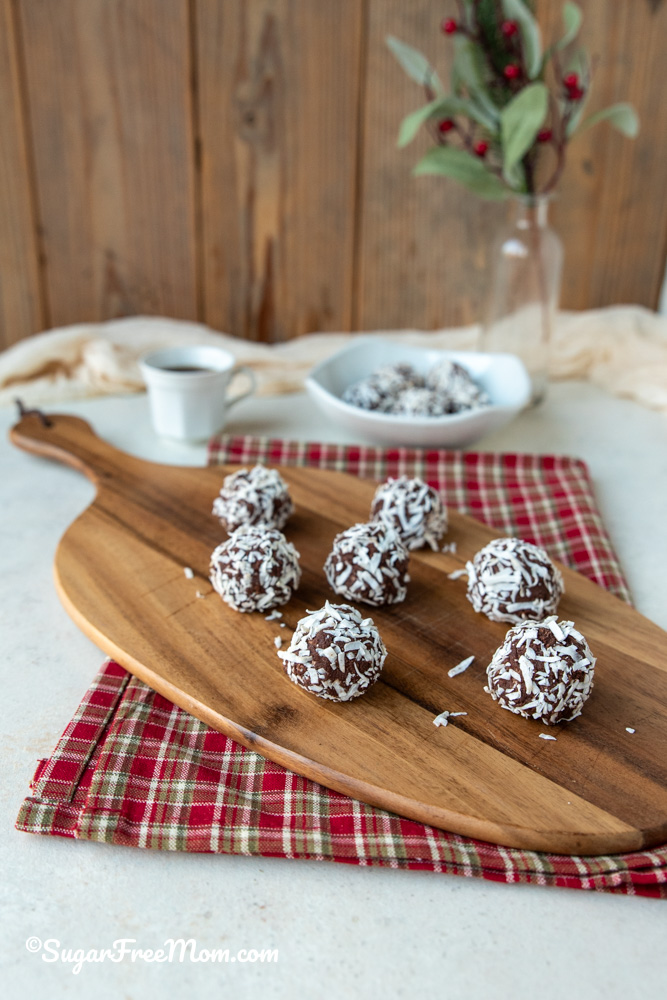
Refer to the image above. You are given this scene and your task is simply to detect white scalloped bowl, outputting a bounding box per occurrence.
[305,338,531,448]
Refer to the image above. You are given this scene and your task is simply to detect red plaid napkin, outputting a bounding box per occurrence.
[17,437,667,897]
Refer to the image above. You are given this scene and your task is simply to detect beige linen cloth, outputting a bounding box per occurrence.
[1,306,667,412]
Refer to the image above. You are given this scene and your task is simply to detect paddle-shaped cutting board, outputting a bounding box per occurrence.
[10,412,667,854]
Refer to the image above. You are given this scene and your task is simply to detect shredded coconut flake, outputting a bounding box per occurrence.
[539,733,557,741]
[433,710,467,727]
[448,655,474,677]
[274,636,283,649]
[448,569,468,580]
[547,618,565,642]
[265,610,283,621]
[626,727,635,734]
[183,567,194,579]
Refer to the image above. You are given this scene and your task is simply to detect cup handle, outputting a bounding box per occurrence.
[225,365,257,410]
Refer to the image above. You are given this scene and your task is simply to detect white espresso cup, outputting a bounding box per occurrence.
[140,345,256,442]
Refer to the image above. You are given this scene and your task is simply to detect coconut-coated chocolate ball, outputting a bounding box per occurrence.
[278,601,387,702]
[466,537,564,624]
[370,476,447,551]
[210,525,300,613]
[212,465,293,533]
[324,521,409,607]
[485,616,595,725]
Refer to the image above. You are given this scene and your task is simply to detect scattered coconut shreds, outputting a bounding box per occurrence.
[195,590,205,599]
[274,636,283,649]
[448,655,474,678]
[626,727,636,734]
[265,610,283,621]
[448,569,467,581]
[183,567,194,579]
[280,622,286,628]
[539,733,557,741]
[441,541,457,554]
[433,710,467,728]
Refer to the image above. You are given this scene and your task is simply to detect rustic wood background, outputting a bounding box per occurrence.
[1,0,666,350]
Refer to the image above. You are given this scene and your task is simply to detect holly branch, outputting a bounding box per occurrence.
[387,1,638,200]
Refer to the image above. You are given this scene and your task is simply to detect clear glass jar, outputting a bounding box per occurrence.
[480,195,563,405]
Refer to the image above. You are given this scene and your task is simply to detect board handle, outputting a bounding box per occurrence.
[9,407,130,486]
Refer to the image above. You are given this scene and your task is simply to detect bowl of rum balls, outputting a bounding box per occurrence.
[305,337,531,447]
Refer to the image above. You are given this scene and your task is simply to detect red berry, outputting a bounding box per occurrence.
[537,128,553,143]
[503,63,520,80]
[442,18,457,34]
[567,86,584,101]
[438,118,454,134]
[501,20,518,37]
[563,72,579,89]
[474,140,489,157]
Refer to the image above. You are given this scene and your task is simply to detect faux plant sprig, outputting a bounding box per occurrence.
[387,0,639,199]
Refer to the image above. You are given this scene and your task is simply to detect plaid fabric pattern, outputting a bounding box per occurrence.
[18,436,667,897]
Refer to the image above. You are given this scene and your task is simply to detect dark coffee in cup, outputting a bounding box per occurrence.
[163,366,215,373]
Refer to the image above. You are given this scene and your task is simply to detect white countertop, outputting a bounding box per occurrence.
[2,382,667,1000]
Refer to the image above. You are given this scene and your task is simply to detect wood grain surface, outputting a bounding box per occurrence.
[0,0,44,349]
[10,412,667,854]
[17,0,198,327]
[1,1,666,343]
[537,0,667,311]
[196,0,363,341]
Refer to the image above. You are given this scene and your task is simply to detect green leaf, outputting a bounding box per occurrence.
[556,2,582,50]
[566,48,588,77]
[397,96,499,148]
[502,0,542,78]
[456,96,500,134]
[414,147,508,200]
[453,36,485,88]
[575,103,640,138]
[386,35,443,93]
[504,160,527,193]
[500,83,548,177]
[398,100,448,148]
[452,37,500,124]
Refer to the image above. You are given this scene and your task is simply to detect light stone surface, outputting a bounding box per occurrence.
[2,383,667,1000]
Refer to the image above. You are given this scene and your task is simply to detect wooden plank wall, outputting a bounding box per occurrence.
[0,0,44,342]
[196,0,362,341]
[1,0,666,350]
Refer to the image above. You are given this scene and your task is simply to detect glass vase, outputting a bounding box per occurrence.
[480,195,563,405]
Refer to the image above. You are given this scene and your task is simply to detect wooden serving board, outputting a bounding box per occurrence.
[11,412,667,855]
